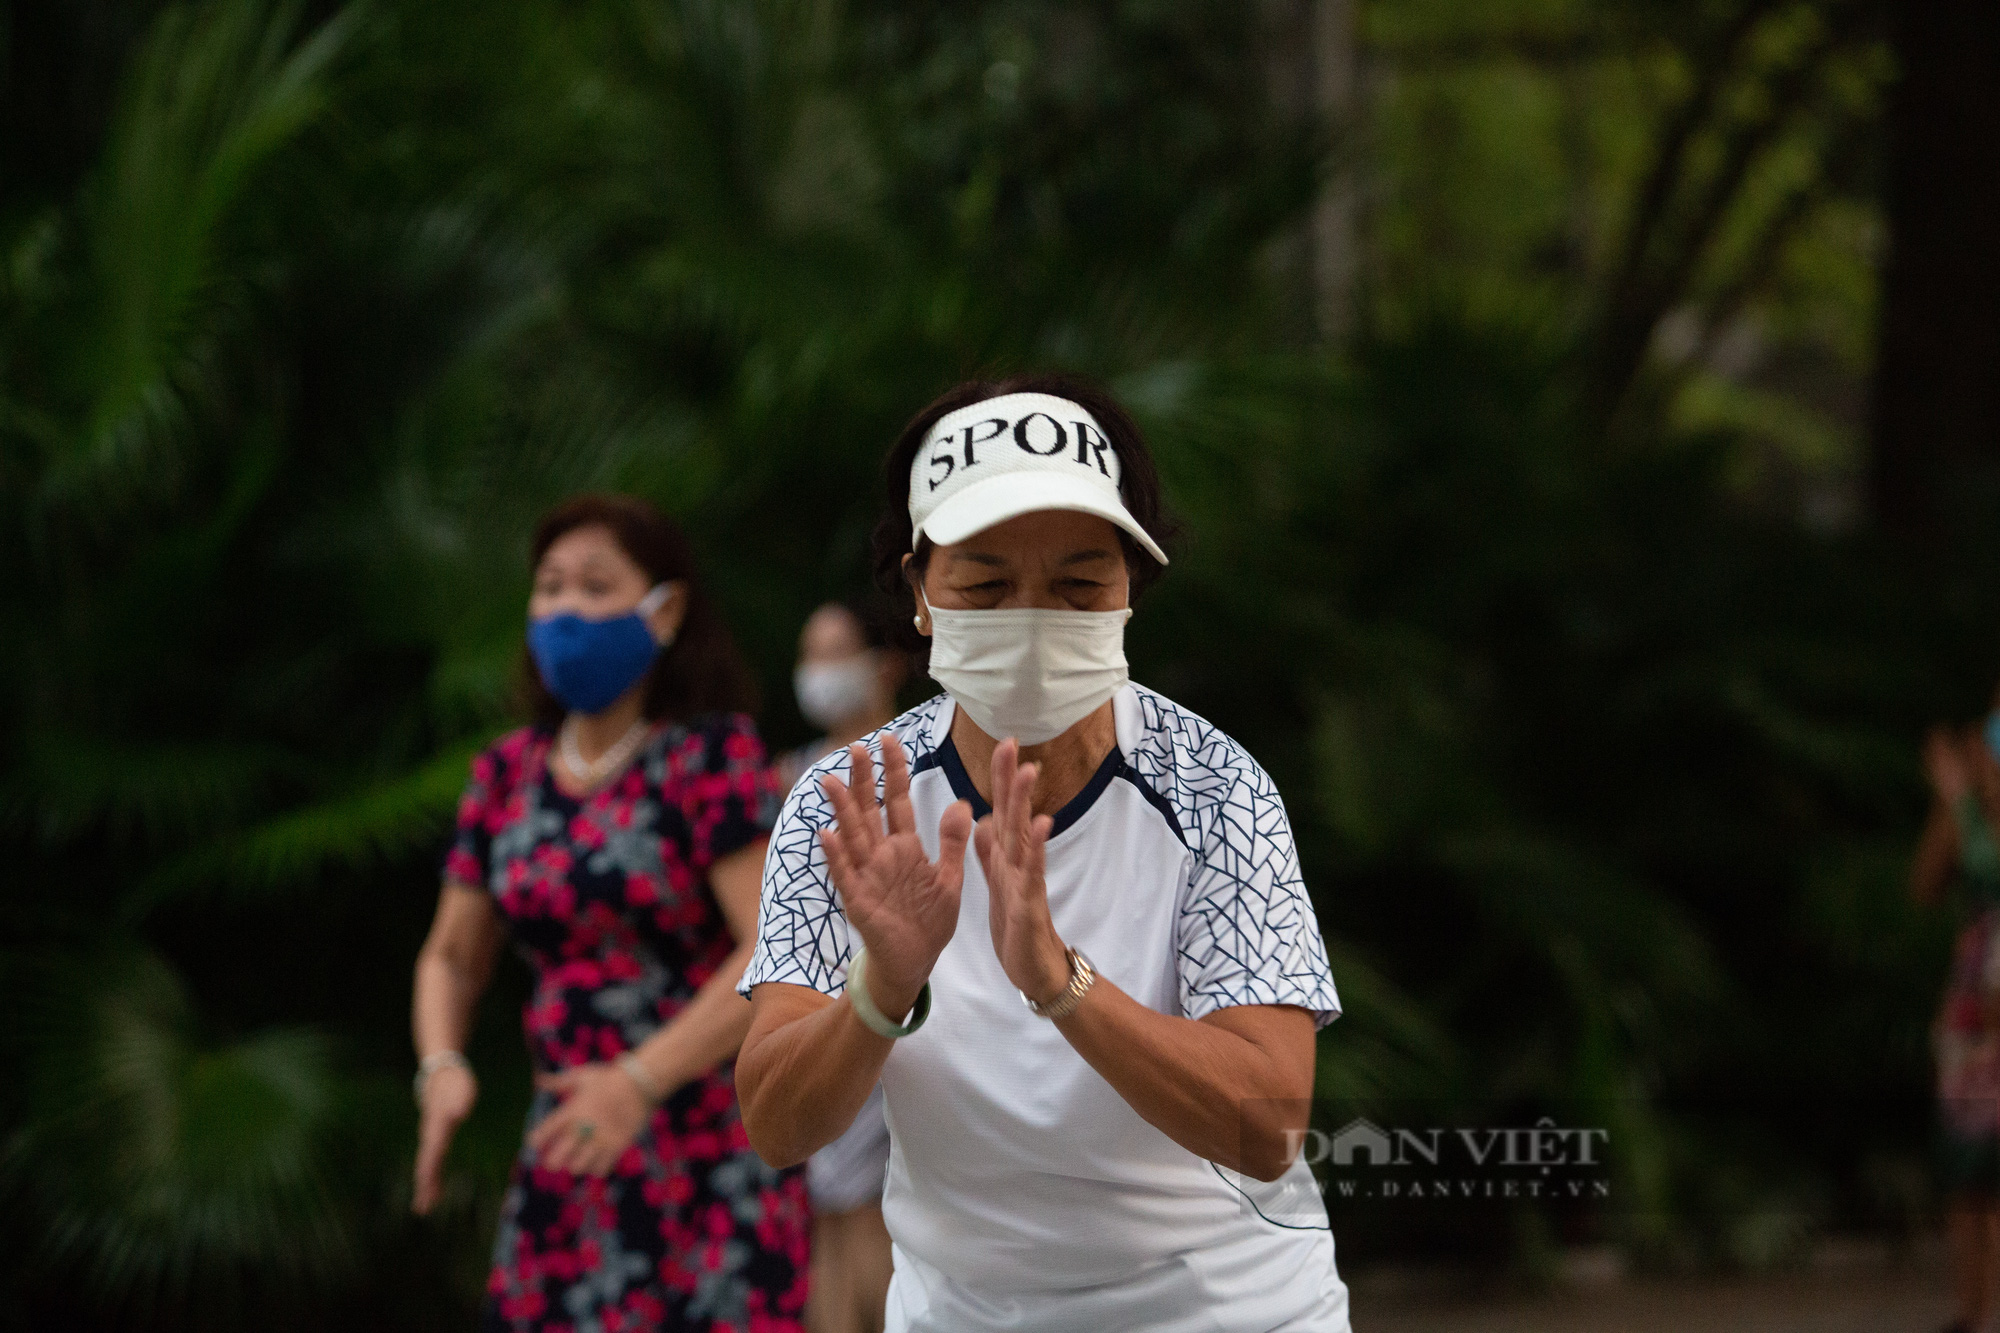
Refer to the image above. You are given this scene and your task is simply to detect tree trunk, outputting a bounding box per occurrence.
[1261,0,1360,344]
[1311,0,1360,342]
[1869,0,2000,536]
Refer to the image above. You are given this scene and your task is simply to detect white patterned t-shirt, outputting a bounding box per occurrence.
[741,685,1350,1333]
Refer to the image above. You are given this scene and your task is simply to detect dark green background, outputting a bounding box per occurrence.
[4,0,1996,1325]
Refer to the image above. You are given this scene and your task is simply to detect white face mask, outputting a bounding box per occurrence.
[795,656,879,730]
[923,596,1131,746]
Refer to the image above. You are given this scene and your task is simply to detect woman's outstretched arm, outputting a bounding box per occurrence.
[1912,798,1961,906]
[1915,727,1970,906]
[411,881,506,1213]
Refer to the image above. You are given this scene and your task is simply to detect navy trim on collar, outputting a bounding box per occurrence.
[1051,744,1124,837]
[933,736,986,816]
[1116,765,1186,845]
[932,737,1126,839]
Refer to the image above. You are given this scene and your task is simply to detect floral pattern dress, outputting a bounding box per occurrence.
[448,715,811,1333]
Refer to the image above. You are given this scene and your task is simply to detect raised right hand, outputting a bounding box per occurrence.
[818,734,972,1019]
[1926,726,1973,805]
[412,1062,477,1215]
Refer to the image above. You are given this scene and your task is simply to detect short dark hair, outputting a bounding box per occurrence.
[521,494,757,729]
[868,374,1177,664]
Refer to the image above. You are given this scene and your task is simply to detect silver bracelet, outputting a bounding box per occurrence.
[1023,947,1097,1021]
[414,1050,471,1107]
[617,1051,665,1104]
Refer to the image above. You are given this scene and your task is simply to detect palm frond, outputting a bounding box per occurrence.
[2,949,353,1314]
[36,0,360,515]
[0,732,302,848]
[1443,829,1727,1014]
[131,735,491,911]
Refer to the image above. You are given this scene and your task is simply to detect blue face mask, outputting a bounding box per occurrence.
[528,584,676,715]
[1985,711,2000,765]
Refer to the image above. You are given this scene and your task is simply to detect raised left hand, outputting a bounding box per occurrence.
[974,739,1072,1007]
[526,1063,654,1176]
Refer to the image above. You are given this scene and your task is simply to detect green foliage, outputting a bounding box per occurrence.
[3,948,352,1314]
[0,0,1972,1322]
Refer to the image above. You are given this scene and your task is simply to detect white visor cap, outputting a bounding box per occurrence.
[907,392,1169,564]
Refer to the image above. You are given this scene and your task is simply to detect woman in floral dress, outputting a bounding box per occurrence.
[412,493,810,1332]
[1913,699,2000,1333]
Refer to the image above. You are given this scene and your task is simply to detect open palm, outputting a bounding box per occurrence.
[818,734,972,1007]
[973,739,1070,1005]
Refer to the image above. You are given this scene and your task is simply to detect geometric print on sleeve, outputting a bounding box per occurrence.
[1121,686,1343,1029]
[740,696,952,999]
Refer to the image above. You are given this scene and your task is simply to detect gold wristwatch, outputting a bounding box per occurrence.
[1023,946,1097,1020]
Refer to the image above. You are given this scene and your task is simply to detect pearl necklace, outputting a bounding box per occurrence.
[560,717,651,790]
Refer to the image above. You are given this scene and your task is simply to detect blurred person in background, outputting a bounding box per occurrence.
[1912,692,2000,1333]
[411,494,809,1333]
[778,600,904,1333]
[735,378,1351,1332]
[777,601,906,790]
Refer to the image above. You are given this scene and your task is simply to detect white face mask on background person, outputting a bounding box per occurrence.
[922,595,1132,746]
[794,656,879,730]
